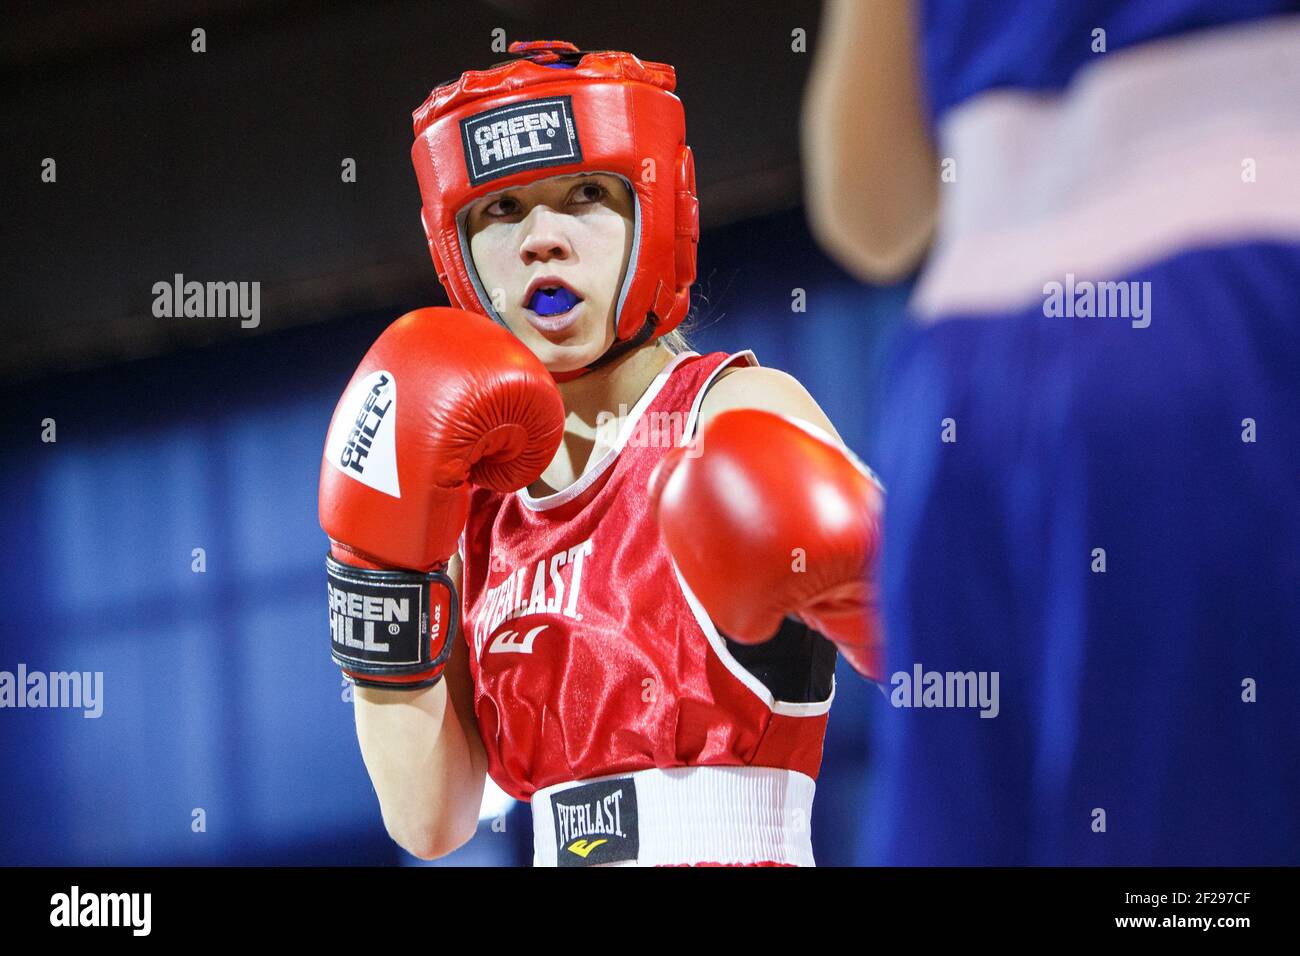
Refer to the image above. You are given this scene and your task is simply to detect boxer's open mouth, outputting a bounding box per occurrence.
[524,278,584,318]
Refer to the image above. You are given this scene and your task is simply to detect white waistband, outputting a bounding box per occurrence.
[912,14,1300,321]
[531,765,817,867]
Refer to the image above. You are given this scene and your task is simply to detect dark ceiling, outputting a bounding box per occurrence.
[2,0,827,383]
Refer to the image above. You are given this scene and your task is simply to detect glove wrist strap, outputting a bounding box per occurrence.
[326,553,458,690]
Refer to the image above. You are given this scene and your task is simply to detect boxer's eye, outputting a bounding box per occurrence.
[484,196,522,217]
[570,182,608,205]
[482,181,607,219]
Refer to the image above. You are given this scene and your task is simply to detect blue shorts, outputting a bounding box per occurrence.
[862,241,1300,865]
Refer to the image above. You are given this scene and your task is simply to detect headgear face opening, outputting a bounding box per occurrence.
[411,40,699,381]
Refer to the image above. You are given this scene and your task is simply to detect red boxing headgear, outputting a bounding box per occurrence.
[410,40,699,381]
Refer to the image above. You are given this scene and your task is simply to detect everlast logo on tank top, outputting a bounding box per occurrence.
[460,96,583,187]
[474,539,594,659]
[550,777,639,867]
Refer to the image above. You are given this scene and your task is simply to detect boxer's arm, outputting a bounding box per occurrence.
[666,366,883,680]
[352,552,488,860]
[801,0,937,282]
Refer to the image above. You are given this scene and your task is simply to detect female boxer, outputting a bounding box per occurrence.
[321,41,882,866]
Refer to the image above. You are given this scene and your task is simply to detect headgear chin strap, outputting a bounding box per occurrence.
[411,40,699,382]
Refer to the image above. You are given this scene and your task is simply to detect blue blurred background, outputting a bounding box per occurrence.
[0,0,911,862]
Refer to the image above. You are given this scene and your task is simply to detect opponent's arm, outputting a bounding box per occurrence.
[801,0,937,282]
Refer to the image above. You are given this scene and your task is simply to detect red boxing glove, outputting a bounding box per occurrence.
[648,409,885,681]
[319,307,564,689]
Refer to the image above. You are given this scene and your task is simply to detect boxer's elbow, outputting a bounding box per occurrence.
[806,201,934,283]
[804,156,938,284]
[386,812,477,861]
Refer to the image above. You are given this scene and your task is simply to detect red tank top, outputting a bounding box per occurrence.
[459,350,834,801]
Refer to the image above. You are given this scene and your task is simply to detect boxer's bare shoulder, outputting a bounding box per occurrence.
[700,365,843,443]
